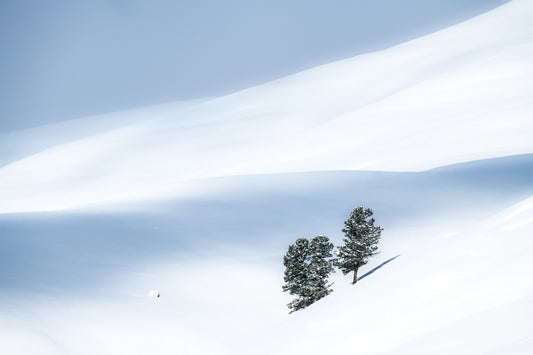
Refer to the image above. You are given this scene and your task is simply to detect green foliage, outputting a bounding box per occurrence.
[335,206,383,276]
[282,235,335,313]
[282,206,383,312]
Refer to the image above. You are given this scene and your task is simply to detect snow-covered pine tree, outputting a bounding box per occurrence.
[282,238,310,310]
[282,235,334,313]
[308,235,335,301]
[335,206,383,284]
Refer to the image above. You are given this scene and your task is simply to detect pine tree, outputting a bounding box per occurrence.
[335,206,383,284]
[282,235,334,313]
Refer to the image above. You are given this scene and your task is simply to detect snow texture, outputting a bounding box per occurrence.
[1,1,533,354]
[0,0,532,213]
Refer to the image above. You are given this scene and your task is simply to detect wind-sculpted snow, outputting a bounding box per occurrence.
[1,0,532,213]
[0,171,532,354]
[0,154,531,293]
[0,0,508,132]
[1,1,533,354]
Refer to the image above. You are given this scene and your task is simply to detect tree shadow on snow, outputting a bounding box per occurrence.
[358,255,401,282]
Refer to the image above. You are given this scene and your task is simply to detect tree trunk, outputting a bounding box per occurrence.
[352,267,359,285]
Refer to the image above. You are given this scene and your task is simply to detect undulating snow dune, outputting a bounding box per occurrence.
[1,153,532,354]
[1,1,533,354]
[1,154,531,294]
[1,0,532,213]
[1,172,532,355]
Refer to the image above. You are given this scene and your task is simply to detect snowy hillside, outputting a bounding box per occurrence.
[1,157,532,354]
[1,0,532,213]
[1,1,533,354]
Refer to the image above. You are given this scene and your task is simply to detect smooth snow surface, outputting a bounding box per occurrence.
[0,179,532,355]
[1,1,533,354]
[1,0,532,213]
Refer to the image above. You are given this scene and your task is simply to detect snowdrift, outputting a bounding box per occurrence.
[0,154,532,354]
[1,178,532,355]
[0,0,532,213]
[0,1,532,354]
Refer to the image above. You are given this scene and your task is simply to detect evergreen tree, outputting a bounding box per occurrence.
[335,206,383,284]
[282,235,334,313]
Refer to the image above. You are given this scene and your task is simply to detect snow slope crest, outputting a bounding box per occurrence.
[1,0,532,213]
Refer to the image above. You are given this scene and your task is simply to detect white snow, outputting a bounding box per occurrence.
[1,1,533,354]
[148,290,160,298]
[0,195,532,354]
[1,0,532,213]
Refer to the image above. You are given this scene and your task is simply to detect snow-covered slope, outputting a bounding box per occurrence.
[0,175,532,355]
[1,154,531,293]
[1,1,532,354]
[1,0,532,213]
[279,195,533,355]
